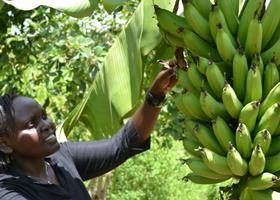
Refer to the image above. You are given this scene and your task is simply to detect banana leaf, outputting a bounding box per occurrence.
[2,0,126,17]
[62,0,176,139]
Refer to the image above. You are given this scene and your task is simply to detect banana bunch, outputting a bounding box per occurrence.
[155,0,280,199]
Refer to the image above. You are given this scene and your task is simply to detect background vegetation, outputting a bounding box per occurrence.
[0,1,228,199]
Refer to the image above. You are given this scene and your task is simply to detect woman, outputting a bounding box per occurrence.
[0,64,178,200]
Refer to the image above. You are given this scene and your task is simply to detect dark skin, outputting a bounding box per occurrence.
[0,66,178,185]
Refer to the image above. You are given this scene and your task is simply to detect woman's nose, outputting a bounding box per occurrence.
[39,119,55,132]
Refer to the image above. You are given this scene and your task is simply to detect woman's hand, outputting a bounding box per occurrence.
[149,60,178,98]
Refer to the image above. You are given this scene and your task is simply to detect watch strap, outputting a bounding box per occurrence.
[145,90,165,108]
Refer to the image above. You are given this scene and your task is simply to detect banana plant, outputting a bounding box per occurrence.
[2,0,126,17]
[62,0,176,139]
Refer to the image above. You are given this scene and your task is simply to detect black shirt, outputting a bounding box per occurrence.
[0,119,150,200]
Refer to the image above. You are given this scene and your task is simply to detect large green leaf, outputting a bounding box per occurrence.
[62,0,176,139]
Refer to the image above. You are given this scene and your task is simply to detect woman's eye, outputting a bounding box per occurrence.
[26,120,36,128]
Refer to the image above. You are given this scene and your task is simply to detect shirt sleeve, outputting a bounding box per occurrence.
[62,119,150,180]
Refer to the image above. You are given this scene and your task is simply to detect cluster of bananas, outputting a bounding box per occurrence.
[155,0,280,199]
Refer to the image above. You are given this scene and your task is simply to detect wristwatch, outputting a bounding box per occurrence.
[145,90,166,108]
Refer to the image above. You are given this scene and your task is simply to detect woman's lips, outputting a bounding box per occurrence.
[44,134,57,143]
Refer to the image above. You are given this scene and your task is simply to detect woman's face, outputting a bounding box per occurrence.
[8,96,60,159]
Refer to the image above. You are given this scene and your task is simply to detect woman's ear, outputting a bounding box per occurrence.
[0,137,13,154]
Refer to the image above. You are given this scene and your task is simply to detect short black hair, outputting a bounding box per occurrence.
[0,92,18,135]
[0,92,19,171]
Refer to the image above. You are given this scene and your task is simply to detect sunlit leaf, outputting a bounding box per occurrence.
[3,0,99,18]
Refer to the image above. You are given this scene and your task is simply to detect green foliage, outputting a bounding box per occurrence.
[0,2,138,132]
[108,134,226,200]
[62,0,176,139]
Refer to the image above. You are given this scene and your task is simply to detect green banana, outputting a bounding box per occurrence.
[227,143,248,176]
[174,93,192,117]
[181,29,221,61]
[190,0,211,20]
[193,123,224,155]
[255,103,280,136]
[216,0,239,35]
[181,91,211,121]
[185,119,198,136]
[274,123,280,136]
[182,0,213,43]
[251,53,264,76]
[237,0,265,47]
[222,83,243,119]
[216,24,237,63]
[177,69,189,88]
[266,22,280,50]
[267,136,280,156]
[253,129,271,155]
[259,82,280,117]
[212,116,235,152]
[185,158,231,179]
[154,5,190,38]
[182,137,201,157]
[261,0,280,49]
[200,90,230,121]
[186,62,205,92]
[262,37,280,66]
[239,101,260,132]
[230,0,240,16]
[249,145,266,176]
[198,147,232,176]
[232,49,249,100]
[184,172,230,184]
[206,61,225,100]
[196,56,209,75]
[185,62,216,98]
[177,69,200,96]
[263,62,279,98]
[183,128,198,144]
[245,15,263,59]
[266,152,280,173]
[244,64,262,104]
[236,123,253,159]
[247,172,279,190]
[159,27,185,48]
[246,189,280,200]
[208,4,236,46]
